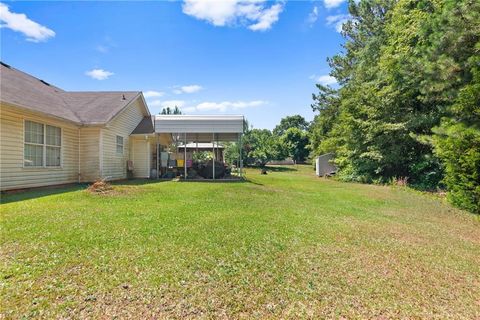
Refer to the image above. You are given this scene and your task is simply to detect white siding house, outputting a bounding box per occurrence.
[0,62,246,190]
[0,62,151,190]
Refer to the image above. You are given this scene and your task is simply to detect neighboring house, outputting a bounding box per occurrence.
[0,62,152,190]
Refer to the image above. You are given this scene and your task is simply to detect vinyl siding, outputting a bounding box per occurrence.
[0,104,79,190]
[79,127,100,182]
[131,137,150,178]
[101,99,146,180]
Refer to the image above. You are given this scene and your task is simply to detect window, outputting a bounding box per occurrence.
[24,121,44,167]
[116,135,124,154]
[24,120,61,167]
[46,125,61,166]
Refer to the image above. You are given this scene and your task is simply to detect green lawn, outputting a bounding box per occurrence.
[1,166,479,319]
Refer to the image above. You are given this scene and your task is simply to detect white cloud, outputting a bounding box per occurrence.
[326,14,351,32]
[96,45,108,53]
[95,36,116,53]
[173,85,203,94]
[311,74,337,86]
[182,0,284,32]
[85,69,114,80]
[248,3,283,31]
[323,0,346,9]
[149,99,267,113]
[148,100,163,107]
[156,100,186,108]
[306,6,319,26]
[181,106,197,113]
[0,3,55,42]
[143,90,165,98]
[195,100,266,112]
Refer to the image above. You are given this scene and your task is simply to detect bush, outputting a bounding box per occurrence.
[434,122,480,214]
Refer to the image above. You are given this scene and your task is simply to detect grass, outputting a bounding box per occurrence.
[1,165,479,319]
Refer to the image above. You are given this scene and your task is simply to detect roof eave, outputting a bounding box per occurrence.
[1,101,81,126]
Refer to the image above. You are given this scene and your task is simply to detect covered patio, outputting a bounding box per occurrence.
[131,115,245,180]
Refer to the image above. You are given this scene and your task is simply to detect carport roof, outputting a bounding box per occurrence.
[154,115,244,141]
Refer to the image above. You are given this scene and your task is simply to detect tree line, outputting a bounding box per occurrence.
[230,0,478,214]
[224,115,311,167]
[308,0,479,213]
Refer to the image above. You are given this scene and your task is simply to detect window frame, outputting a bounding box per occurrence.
[116,135,124,155]
[23,119,63,168]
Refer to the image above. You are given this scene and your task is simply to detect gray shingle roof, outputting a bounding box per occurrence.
[0,63,143,125]
[61,91,140,124]
[131,116,155,134]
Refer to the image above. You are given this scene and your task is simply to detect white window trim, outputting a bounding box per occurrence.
[116,135,124,156]
[23,119,63,169]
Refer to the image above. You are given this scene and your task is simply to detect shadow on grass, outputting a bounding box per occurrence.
[0,184,87,204]
[264,166,298,172]
[1,176,264,204]
[245,178,264,186]
[1,179,168,204]
[112,179,172,186]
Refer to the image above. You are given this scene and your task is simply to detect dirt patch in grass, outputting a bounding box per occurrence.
[85,181,143,198]
[87,179,114,194]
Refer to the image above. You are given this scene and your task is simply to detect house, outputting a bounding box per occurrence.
[0,63,244,191]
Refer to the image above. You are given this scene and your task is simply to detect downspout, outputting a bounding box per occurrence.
[78,128,81,183]
[99,129,103,179]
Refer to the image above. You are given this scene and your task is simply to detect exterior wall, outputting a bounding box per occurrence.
[131,137,151,178]
[101,99,146,180]
[0,97,148,189]
[79,127,100,182]
[0,104,79,190]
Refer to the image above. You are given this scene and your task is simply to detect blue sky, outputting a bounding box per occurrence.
[0,0,349,129]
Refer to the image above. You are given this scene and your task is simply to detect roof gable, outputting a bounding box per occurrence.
[0,63,146,125]
[61,91,141,124]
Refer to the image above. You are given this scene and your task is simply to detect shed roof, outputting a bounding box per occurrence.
[0,62,145,125]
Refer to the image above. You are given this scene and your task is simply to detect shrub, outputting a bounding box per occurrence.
[433,122,480,214]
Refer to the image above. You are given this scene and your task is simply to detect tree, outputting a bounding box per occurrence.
[160,106,182,115]
[308,0,480,212]
[223,142,240,166]
[309,84,341,156]
[280,128,309,163]
[243,129,284,167]
[273,115,309,136]
[432,41,480,213]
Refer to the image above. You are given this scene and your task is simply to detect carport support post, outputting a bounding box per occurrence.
[212,133,215,181]
[156,134,159,179]
[239,133,243,179]
[184,132,187,179]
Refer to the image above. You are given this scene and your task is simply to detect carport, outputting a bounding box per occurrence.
[153,115,245,180]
